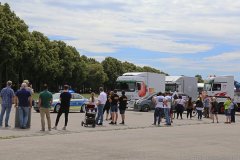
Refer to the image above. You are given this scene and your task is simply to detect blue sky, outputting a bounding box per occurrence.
[2,0,240,81]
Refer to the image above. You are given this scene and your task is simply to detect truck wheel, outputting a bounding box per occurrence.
[54,104,61,113]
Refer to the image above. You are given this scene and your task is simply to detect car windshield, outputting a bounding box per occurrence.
[116,81,136,92]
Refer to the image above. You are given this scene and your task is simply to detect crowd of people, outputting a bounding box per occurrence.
[0,80,129,131]
[151,91,238,126]
[0,80,238,131]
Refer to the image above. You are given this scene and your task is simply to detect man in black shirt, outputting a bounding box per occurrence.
[53,85,72,130]
[119,90,128,124]
[109,89,119,125]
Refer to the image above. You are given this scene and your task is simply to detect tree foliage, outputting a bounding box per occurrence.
[0,3,166,92]
[195,74,204,83]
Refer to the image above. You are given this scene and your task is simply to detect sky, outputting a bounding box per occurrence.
[2,0,240,81]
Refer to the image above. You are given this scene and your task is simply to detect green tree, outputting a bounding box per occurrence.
[102,57,124,90]
[85,63,108,91]
[195,74,204,83]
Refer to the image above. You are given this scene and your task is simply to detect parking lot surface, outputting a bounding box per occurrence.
[0,109,239,160]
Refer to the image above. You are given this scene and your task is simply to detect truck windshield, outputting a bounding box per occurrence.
[165,84,177,92]
[116,81,136,92]
[204,83,212,91]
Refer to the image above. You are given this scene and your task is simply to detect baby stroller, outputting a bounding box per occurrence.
[81,104,96,128]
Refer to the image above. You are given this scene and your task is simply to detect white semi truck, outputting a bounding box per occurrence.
[165,76,198,101]
[204,75,240,113]
[116,72,165,108]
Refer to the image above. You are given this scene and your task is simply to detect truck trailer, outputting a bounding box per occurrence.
[165,76,198,101]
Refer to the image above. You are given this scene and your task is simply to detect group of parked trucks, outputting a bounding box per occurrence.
[116,72,240,113]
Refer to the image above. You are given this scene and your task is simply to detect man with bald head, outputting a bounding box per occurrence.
[15,83,32,129]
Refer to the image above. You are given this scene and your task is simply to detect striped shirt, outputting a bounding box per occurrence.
[0,86,15,107]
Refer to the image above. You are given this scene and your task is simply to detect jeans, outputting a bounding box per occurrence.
[164,108,171,125]
[18,106,30,128]
[154,108,161,125]
[197,110,202,120]
[96,104,104,124]
[0,105,12,126]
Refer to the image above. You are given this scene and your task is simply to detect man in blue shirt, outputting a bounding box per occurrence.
[15,83,32,129]
[0,81,15,127]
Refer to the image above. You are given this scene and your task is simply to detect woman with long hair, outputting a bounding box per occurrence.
[186,97,193,119]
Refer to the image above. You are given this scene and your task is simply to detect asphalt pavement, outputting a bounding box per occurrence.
[0,109,239,160]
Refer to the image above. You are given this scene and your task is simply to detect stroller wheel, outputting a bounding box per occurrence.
[81,121,84,126]
[92,123,96,128]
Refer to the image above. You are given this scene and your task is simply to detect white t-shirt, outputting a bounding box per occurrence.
[176,98,186,106]
[156,96,165,108]
[165,95,172,109]
[98,91,107,105]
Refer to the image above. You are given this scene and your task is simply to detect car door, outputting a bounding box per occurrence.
[70,93,84,111]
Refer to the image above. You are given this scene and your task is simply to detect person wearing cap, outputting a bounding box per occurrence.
[0,81,15,127]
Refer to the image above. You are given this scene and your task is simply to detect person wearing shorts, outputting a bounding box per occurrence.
[224,97,231,124]
[119,90,127,125]
[109,89,119,125]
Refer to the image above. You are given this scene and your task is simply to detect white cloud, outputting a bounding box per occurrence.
[2,0,240,80]
[204,52,240,61]
[6,0,240,54]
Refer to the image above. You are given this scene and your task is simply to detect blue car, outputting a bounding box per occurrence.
[34,93,89,113]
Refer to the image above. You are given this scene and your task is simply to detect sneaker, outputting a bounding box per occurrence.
[109,121,114,125]
[52,126,57,130]
[119,122,125,125]
[62,126,66,130]
[40,129,45,131]
[114,122,117,125]
[48,128,51,131]
[97,123,103,125]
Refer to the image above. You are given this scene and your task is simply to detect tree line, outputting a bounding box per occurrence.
[0,3,167,92]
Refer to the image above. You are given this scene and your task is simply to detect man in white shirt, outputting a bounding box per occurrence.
[96,87,107,125]
[164,92,172,125]
[152,92,164,126]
